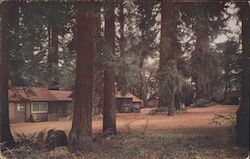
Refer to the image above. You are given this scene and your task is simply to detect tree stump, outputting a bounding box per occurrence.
[46,129,67,150]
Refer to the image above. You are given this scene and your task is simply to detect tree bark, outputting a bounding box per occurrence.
[139,57,147,108]
[69,3,96,150]
[0,1,14,147]
[92,8,103,115]
[158,1,178,116]
[159,1,168,110]
[117,0,128,93]
[192,3,212,99]
[236,2,250,147]
[119,1,125,59]
[47,24,59,90]
[103,2,116,134]
[92,69,103,115]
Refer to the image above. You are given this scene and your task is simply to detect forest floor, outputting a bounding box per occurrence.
[7,105,249,159]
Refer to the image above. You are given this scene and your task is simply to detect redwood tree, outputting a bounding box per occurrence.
[0,1,14,147]
[92,10,103,115]
[181,2,226,99]
[137,1,157,106]
[117,0,127,92]
[69,3,96,150]
[236,2,250,147]
[158,1,168,111]
[191,3,212,99]
[103,1,116,134]
[158,1,179,115]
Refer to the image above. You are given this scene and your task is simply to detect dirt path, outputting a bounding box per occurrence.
[11,105,238,135]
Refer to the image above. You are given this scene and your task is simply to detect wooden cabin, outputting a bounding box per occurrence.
[68,91,143,114]
[8,87,72,123]
[115,91,143,113]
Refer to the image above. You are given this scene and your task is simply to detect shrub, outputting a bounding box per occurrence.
[15,129,46,149]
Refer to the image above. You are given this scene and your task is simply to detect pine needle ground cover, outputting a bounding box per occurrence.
[3,105,248,159]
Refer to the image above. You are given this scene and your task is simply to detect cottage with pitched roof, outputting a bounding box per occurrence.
[9,86,143,123]
[115,91,143,113]
[8,87,72,123]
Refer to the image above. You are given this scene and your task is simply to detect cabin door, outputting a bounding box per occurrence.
[15,103,26,123]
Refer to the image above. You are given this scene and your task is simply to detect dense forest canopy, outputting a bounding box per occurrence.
[6,2,244,100]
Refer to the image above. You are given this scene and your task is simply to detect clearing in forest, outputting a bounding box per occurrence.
[9,105,248,159]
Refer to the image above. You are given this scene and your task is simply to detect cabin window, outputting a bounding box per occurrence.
[31,102,48,113]
[17,104,25,111]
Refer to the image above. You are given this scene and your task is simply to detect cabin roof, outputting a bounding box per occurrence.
[9,87,72,102]
[9,87,57,102]
[10,86,143,103]
[116,91,143,103]
[49,90,72,101]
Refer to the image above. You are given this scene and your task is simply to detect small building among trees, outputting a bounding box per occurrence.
[9,87,144,124]
[115,91,143,113]
[8,87,72,123]
[69,91,143,114]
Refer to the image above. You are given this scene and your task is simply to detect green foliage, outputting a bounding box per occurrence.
[136,1,159,58]
[6,2,243,106]
[220,41,241,89]
[15,130,46,148]
[181,2,227,35]
[114,1,159,97]
[9,3,76,88]
[179,2,231,99]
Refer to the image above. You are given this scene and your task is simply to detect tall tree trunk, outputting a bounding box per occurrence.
[137,1,158,107]
[236,2,250,147]
[0,1,14,147]
[117,0,128,93]
[158,1,178,116]
[93,69,103,115]
[158,1,167,110]
[192,3,211,99]
[47,24,59,90]
[103,2,116,134]
[92,7,103,115]
[139,57,147,108]
[119,0,125,59]
[69,3,95,150]
[119,1,125,57]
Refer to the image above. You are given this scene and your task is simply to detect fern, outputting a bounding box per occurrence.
[14,129,46,148]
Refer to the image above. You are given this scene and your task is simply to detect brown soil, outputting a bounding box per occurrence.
[11,104,238,135]
[8,105,249,159]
